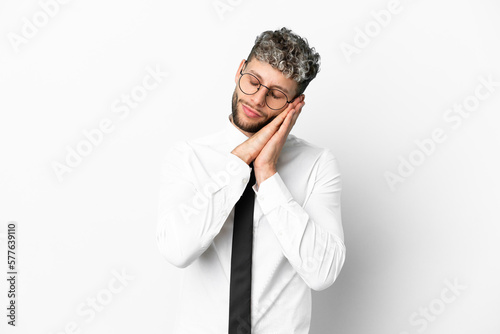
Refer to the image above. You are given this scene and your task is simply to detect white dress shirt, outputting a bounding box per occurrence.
[156,114,346,333]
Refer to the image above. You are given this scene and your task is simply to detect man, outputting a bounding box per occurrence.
[156,27,346,333]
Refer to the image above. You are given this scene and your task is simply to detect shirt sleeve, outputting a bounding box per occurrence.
[251,148,346,291]
[156,141,251,268]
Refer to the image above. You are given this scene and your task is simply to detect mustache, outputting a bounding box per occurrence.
[238,99,264,116]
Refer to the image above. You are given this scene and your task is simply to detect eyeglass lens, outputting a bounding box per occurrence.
[239,74,287,110]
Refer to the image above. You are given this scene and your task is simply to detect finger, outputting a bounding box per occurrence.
[294,101,305,118]
[286,96,302,114]
[285,101,304,131]
[261,105,293,134]
[254,97,303,139]
[296,94,305,107]
[278,107,296,136]
[250,109,290,146]
[279,94,303,117]
[261,110,289,136]
[294,100,305,113]
[287,102,303,126]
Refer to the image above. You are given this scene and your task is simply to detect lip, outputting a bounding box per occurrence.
[242,104,261,118]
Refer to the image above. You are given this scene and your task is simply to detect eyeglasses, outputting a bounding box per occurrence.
[238,62,295,110]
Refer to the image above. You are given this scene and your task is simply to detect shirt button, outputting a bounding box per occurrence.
[242,177,249,184]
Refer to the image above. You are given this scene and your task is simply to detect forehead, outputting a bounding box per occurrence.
[245,59,297,96]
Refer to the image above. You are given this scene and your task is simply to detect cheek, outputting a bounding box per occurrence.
[274,107,287,116]
[266,111,280,121]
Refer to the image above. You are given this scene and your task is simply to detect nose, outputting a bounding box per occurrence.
[250,86,268,108]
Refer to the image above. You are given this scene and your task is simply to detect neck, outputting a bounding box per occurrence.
[229,114,254,138]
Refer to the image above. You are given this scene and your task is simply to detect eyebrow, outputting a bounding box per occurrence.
[248,69,290,96]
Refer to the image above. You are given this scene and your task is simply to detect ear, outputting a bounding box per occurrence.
[235,59,247,84]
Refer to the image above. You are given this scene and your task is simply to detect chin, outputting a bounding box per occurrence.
[235,105,266,133]
[231,90,270,133]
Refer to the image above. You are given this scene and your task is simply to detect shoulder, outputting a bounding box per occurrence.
[188,129,226,146]
[285,133,338,164]
[160,129,228,170]
[165,128,225,154]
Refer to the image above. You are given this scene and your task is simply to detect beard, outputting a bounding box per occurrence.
[231,89,276,134]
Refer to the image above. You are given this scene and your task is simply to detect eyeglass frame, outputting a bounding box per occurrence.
[238,61,297,110]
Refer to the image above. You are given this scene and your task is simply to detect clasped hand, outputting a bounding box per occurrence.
[231,94,305,187]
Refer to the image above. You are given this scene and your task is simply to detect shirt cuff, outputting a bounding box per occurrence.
[252,172,293,215]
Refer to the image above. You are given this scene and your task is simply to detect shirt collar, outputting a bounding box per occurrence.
[224,113,251,149]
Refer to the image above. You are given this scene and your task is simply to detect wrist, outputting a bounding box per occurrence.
[255,165,277,187]
[231,147,252,165]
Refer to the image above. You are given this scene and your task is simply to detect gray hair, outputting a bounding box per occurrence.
[246,27,321,98]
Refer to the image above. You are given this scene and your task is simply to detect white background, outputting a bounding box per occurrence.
[1,0,499,333]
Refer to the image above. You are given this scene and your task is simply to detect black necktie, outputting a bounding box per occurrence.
[228,162,255,334]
